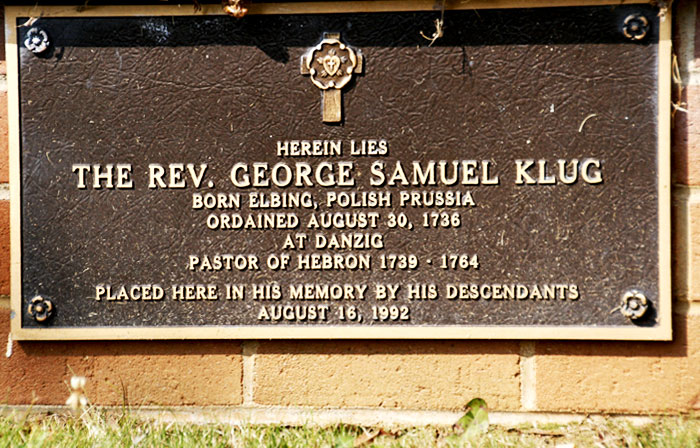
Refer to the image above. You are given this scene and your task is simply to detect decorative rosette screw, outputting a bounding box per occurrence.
[24,27,51,54]
[620,290,648,320]
[27,295,54,323]
[622,14,649,41]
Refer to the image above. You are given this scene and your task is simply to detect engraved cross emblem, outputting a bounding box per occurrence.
[301,33,363,123]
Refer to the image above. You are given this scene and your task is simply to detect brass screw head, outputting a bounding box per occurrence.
[27,295,54,323]
[623,14,649,41]
[24,28,50,54]
[620,290,649,320]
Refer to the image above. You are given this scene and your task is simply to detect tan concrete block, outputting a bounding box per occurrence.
[0,201,8,297]
[254,341,521,411]
[0,90,7,184]
[0,310,92,405]
[0,311,244,406]
[673,188,700,302]
[87,341,244,406]
[535,314,700,413]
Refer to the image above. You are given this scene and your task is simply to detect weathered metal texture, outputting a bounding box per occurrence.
[15,5,666,335]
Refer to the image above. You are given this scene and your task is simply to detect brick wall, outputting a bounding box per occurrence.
[0,2,698,414]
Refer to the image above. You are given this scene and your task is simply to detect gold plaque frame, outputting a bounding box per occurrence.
[5,1,672,340]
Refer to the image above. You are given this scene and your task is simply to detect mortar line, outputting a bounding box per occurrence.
[0,404,662,427]
[519,341,536,411]
[241,341,259,405]
[674,300,700,316]
[672,184,700,197]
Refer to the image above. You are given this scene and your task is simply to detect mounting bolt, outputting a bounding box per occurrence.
[622,14,649,41]
[620,290,648,320]
[27,295,54,323]
[24,27,50,54]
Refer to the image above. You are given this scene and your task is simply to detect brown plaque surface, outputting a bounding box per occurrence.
[6,2,671,340]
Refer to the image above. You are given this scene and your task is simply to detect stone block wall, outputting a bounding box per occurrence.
[0,2,698,415]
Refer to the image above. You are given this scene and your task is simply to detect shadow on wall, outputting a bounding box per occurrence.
[0,308,693,409]
[671,72,691,184]
[671,0,699,184]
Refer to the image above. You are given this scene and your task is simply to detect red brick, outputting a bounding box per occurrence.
[0,201,8,296]
[672,86,700,185]
[0,90,7,184]
[0,8,4,62]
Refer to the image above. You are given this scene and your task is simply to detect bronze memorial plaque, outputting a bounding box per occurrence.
[6,1,671,340]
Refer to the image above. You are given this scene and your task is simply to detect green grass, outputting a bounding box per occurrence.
[0,410,697,447]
